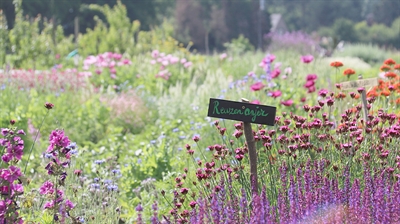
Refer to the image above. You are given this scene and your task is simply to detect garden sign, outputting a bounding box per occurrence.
[207,98,277,126]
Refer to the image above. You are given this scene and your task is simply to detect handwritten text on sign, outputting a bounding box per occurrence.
[340,78,378,90]
[207,98,276,126]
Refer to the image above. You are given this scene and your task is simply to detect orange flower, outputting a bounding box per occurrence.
[354,94,360,99]
[343,68,356,76]
[396,98,400,105]
[385,72,398,79]
[367,90,379,97]
[380,65,391,71]
[381,90,391,97]
[330,61,343,67]
[336,92,346,99]
[394,64,400,70]
[384,58,396,65]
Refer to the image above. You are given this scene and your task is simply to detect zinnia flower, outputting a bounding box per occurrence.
[330,61,343,67]
[343,68,356,76]
[384,58,396,65]
[301,55,314,64]
[250,82,265,91]
[394,64,400,70]
[381,90,391,97]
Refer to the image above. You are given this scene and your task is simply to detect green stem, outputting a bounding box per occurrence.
[23,110,50,174]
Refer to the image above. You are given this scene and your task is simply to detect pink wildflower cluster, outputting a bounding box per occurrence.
[150,50,192,80]
[41,127,77,222]
[83,52,132,78]
[0,69,89,91]
[0,122,26,223]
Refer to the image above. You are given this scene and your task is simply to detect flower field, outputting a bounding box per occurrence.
[1,3,400,224]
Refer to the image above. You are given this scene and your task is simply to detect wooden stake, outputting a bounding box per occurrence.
[241,98,258,195]
[358,75,369,122]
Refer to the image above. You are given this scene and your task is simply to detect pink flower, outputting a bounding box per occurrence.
[113,53,122,60]
[220,53,228,60]
[269,90,282,98]
[301,55,314,63]
[44,200,54,209]
[250,82,265,91]
[180,58,187,64]
[184,62,192,68]
[284,67,292,75]
[271,68,281,78]
[281,99,293,106]
[170,56,180,64]
[259,54,276,68]
[304,80,315,88]
[306,74,318,81]
[151,50,159,58]
[47,130,70,153]
[39,181,54,195]
[251,100,260,104]
[65,199,75,209]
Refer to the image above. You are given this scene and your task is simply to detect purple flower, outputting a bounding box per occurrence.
[65,199,75,209]
[1,129,9,136]
[16,130,25,135]
[47,130,70,153]
[39,181,54,195]
[44,200,55,209]
[301,55,314,63]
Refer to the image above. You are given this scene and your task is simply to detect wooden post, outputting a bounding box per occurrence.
[74,16,79,47]
[359,74,369,122]
[241,98,259,195]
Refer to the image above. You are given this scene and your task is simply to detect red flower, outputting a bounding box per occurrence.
[385,72,398,79]
[380,65,391,71]
[44,102,54,110]
[330,61,343,67]
[384,58,396,65]
[394,64,400,70]
[281,99,293,106]
[343,68,356,76]
[250,82,265,91]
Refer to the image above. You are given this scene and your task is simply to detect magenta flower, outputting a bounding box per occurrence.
[1,166,21,183]
[304,80,315,88]
[271,68,281,78]
[306,74,318,81]
[65,199,75,209]
[281,99,294,106]
[269,90,282,98]
[47,130,70,153]
[301,55,314,63]
[251,100,260,104]
[318,89,329,97]
[250,82,265,91]
[39,181,54,195]
[43,200,54,209]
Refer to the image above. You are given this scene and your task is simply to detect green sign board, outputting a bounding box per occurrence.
[207,98,276,126]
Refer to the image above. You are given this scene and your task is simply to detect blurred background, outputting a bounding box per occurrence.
[1,0,399,54]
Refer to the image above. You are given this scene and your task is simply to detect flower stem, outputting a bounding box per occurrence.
[23,110,50,174]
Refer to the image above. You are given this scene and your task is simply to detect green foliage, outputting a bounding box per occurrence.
[78,1,139,56]
[333,43,390,65]
[6,14,74,69]
[224,34,255,55]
